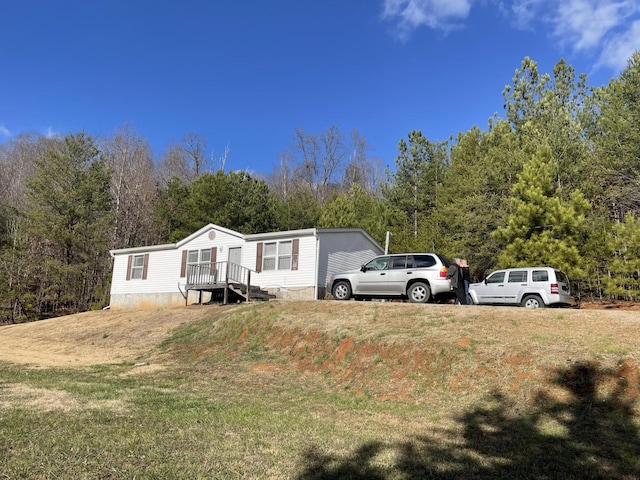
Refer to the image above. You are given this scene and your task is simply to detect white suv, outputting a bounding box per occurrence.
[469,267,575,308]
[328,253,452,303]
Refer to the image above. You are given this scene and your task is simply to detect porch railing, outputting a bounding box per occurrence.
[185,261,253,303]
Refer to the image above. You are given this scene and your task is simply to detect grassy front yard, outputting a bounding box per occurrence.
[1,302,639,478]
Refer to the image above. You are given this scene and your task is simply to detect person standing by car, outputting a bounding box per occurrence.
[446,258,467,305]
[461,259,471,305]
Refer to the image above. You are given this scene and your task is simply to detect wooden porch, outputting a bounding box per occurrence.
[182,261,275,306]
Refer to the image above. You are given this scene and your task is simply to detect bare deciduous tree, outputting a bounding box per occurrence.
[343,128,382,193]
[0,133,53,208]
[183,132,209,177]
[102,125,160,248]
[212,144,230,173]
[292,125,346,204]
[157,132,210,185]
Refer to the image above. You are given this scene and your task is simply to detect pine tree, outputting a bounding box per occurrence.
[495,146,589,278]
[603,213,640,300]
[25,132,113,314]
[382,131,447,251]
[589,52,640,220]
[319,184,393,246]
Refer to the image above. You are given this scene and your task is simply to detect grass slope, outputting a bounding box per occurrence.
[1,301,639,479]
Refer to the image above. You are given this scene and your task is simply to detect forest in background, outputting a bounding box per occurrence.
[1,53,639,322]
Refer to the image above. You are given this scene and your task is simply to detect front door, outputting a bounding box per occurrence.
[227,247,243,282]
[228,247,242,265]
[355,256,390,295]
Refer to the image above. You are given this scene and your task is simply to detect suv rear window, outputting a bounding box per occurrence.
[436,254,451,267]
[508,271,527,282]
[555,270,569,284]
[413,255,436,268]
[532,270,549,282]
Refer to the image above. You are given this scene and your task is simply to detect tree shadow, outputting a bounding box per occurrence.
[297,361,640,479]
[298,441,388,480]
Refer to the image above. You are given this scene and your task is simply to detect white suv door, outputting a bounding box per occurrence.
[354,256,390,295]
[505,270,528,304]
[476,271,506,303]
[386,255,411,295]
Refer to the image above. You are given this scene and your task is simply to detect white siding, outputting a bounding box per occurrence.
[111,249,180,295]
[110,225,245,297]
[178,228,244,257]
[244,234,317,289]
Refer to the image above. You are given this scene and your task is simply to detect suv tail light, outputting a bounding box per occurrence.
[551,283,559,294]
[440,267,448,278]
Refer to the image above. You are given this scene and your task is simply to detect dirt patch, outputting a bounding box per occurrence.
[579,300,640,311]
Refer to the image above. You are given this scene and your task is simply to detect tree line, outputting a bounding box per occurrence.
[1,53,639,322]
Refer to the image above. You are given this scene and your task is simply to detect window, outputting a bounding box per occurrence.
[278,241,292,270]
[532,270,549,282]
[555,270,569,284]
[486,272,505,284]
[508,271,528,283]
[391,256,407,269]
[181,248,216,278]
[188,249,211,265]
[130,255,145,280]
[262,241,293,271]
[413,255,436,268]
[263,242,277,271]
[365,256,389,271]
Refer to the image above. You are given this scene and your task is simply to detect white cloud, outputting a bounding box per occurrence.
[381,0,640,71]
[597,19,640,70]
[44,126,58,138]
[0,124,10,137]
[507,0,547,30]
[554,0,638,51]
[382,0,474,39]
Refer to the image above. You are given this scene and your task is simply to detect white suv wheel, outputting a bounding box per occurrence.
[522,295,544,308]
[408,282,430,303]
[332,282,351,301]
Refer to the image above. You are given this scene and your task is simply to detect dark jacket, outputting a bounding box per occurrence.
[446,264,462,288]
[462,266,470,283]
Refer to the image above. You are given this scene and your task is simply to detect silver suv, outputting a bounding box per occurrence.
[469,267,575,308]
[328,253,451,303]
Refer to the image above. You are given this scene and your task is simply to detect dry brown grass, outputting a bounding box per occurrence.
[53,301,624,422]
[2,300,639,411]
[212,302,640,407]
[0,306,239,367]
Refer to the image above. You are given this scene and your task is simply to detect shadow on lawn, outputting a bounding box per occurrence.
[298,361,640,479]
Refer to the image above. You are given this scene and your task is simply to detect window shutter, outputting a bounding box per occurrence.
[142,254,149,280]
[180,250,187,277]
[292,239,299,271]
[210,247,217,275]
[126,255,132,281]
[256,243,263,273]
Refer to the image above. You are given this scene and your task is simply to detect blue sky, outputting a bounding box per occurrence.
[1,0,639,175]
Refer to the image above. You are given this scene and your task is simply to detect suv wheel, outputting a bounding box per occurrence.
[332,281,352,301]
[408,282,431,303]
[521,294,545,309]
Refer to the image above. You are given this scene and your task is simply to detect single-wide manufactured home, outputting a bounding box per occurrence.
[109,224,383,309]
